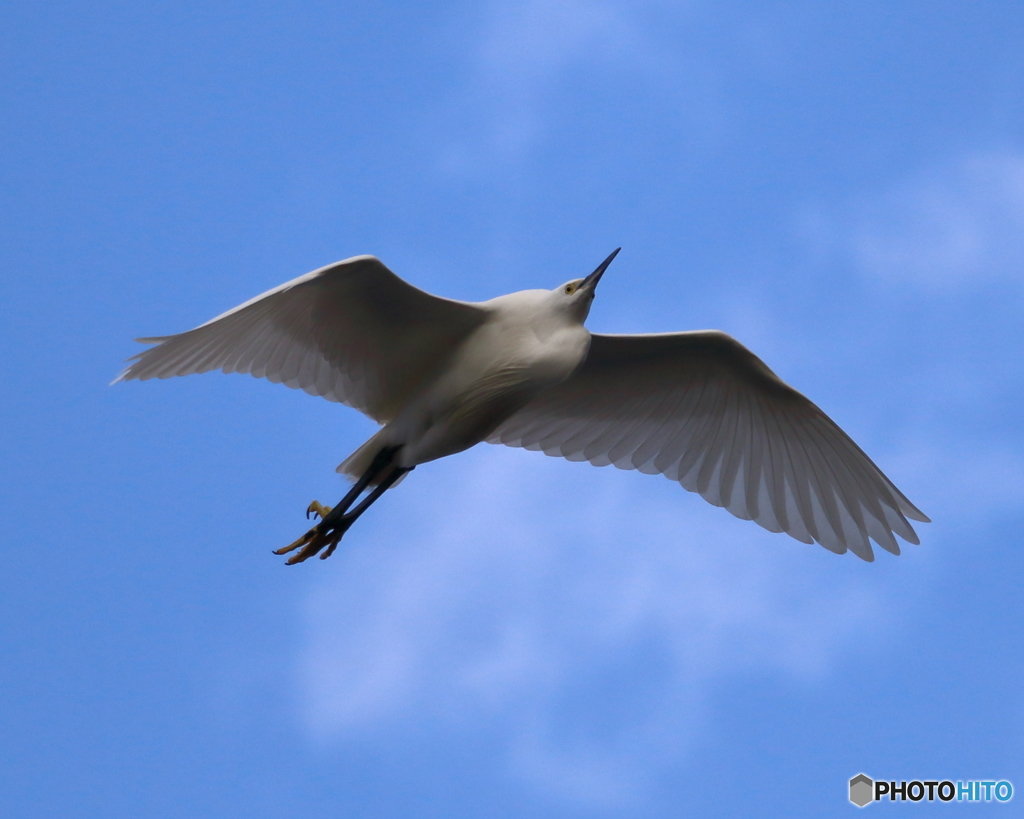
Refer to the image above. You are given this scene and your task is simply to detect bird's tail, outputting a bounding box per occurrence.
[336,430,409,487]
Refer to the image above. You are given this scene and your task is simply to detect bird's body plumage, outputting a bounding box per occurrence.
[116,253,928,562]
[341,286,593,477]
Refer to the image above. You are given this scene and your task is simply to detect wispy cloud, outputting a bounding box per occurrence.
[288,147,1024,807]
[795,150,1024,519]
[436,0,709,169]
[296,446,906,806]
[850,153,1024,291]
[479,0,632,88]
[472,0,639,157]
[287,148,1024,808]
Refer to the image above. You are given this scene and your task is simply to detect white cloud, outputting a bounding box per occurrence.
[291,149,1024,808]
[793,150,1024,534]
[479,0,631,87]
[472,0,638,157]
[296,445,908,806]
[851,153,1024,291]
[436,0,707,169]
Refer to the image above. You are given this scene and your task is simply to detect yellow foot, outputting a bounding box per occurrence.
[273,524,342,564]
[273,503,351,565]
[306,500,333,520]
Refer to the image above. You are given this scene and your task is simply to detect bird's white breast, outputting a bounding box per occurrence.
[391,290,592,466]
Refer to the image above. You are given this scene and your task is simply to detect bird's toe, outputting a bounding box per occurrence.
[274,527,316,558]
[306,501,333,521]
[277,516,352,564]
[319,520,353,560]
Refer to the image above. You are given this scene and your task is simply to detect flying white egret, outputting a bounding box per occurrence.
[115,250,928,564]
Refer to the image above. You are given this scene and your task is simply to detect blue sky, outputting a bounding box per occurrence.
[1,1,1022,816]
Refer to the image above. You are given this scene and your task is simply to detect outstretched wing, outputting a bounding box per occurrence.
[114,255,489,423]
[488,331,929,560]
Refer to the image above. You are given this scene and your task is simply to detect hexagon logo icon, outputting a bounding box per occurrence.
[850,774,874,807]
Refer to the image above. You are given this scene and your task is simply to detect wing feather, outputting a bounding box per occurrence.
[115,256,489,423]
[489,331,928,560]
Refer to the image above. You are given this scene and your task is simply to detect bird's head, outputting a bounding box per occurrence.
[553,248,620,322]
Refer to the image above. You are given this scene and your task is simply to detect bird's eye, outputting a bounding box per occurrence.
[564,284,574,294]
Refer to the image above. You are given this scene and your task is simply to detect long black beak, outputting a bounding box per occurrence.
[581,247,620,290]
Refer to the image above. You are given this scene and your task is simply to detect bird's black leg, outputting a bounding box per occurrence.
[315,463,412,560]
[314,445,401,523]
[274,445,409,565]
